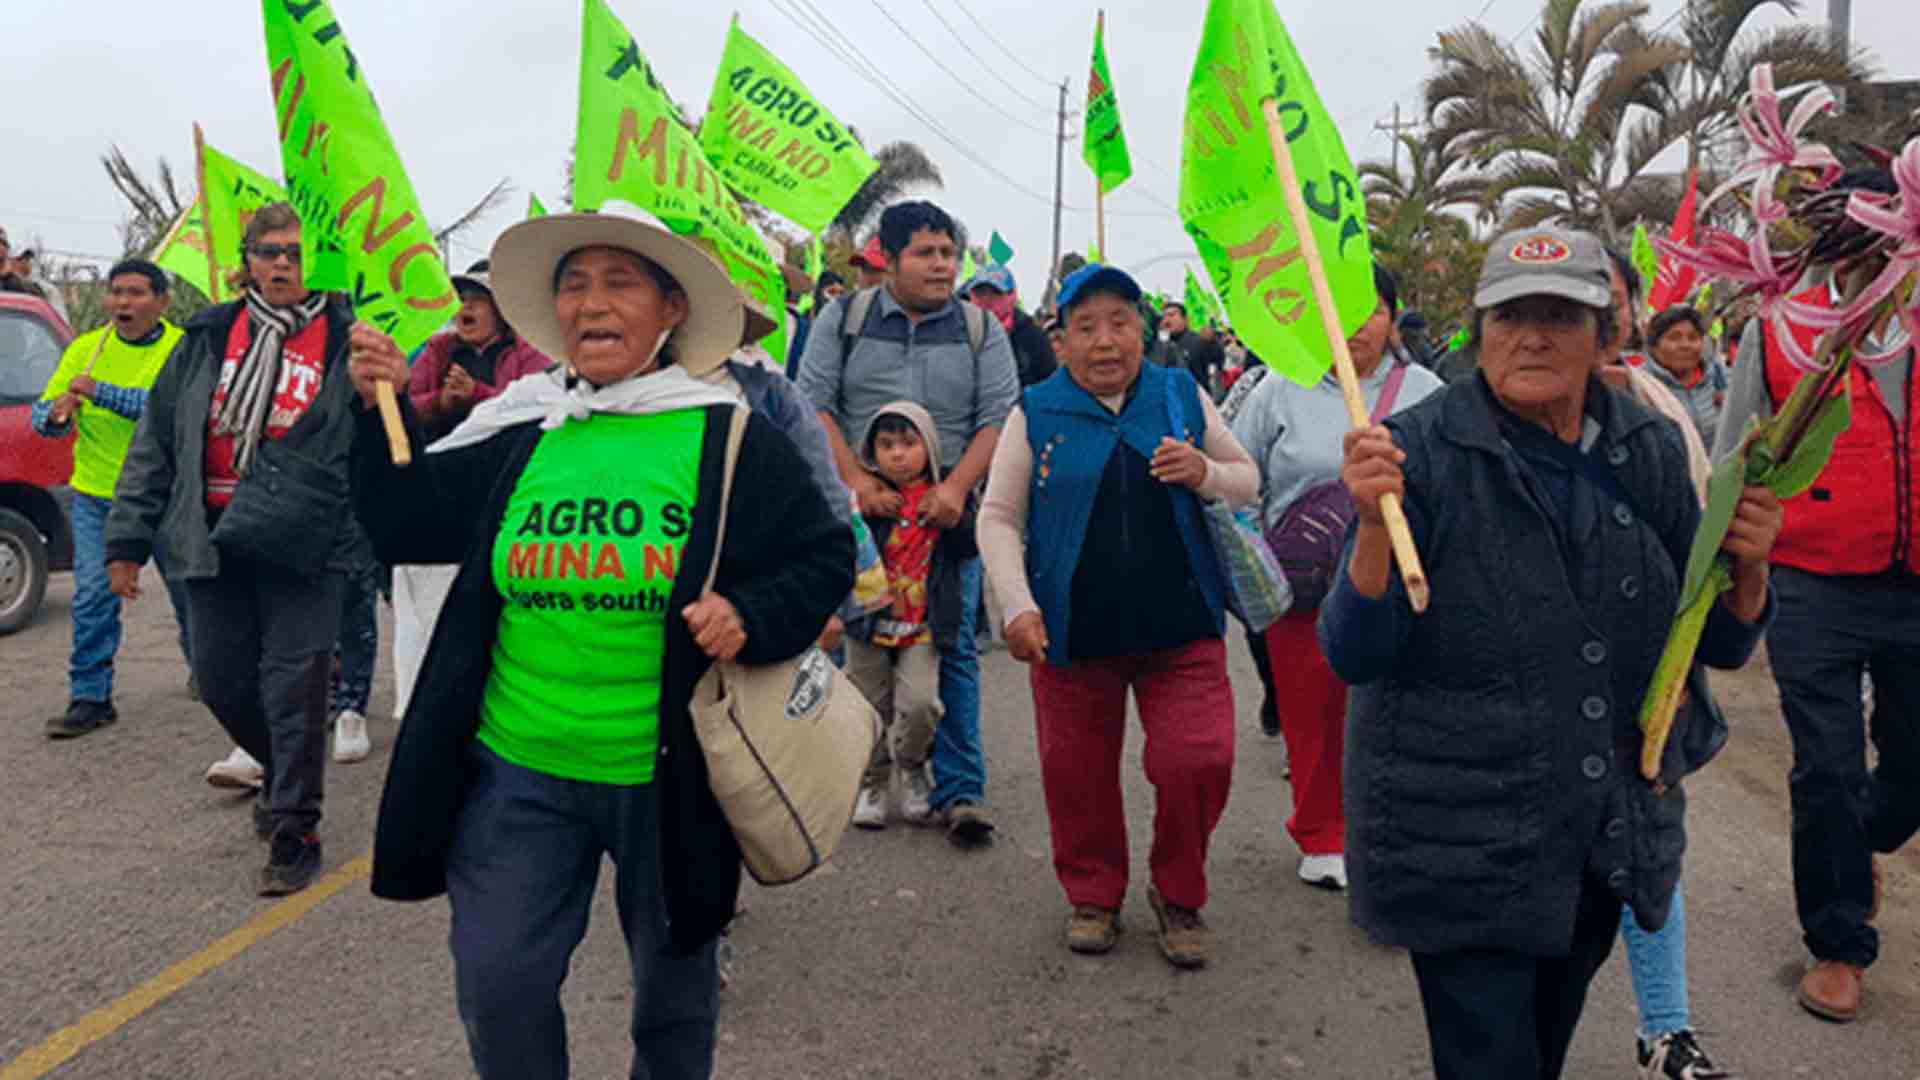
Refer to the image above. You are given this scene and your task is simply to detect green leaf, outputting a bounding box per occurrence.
[1759,381,1852,500]
[1680,452,1747,608]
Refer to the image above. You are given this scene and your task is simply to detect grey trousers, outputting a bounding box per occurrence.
[449,744,719,1080]
[843,640,943,788]
[187,556,342,832]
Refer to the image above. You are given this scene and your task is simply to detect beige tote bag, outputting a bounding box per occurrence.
[689,407,880,885]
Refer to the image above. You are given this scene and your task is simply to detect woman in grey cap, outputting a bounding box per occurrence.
[1320,227,1783,1078]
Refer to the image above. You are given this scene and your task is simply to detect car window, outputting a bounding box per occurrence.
[0,310,65,405]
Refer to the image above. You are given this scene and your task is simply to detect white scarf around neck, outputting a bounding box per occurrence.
[428,363,738,454]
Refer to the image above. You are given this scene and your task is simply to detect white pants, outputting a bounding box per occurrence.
[390,564,458,719]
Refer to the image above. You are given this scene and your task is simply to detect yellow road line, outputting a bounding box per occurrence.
[1,854,373,1080]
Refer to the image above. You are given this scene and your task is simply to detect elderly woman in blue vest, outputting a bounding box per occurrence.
[979,264,1257,970]
[1322,227,1783,1080]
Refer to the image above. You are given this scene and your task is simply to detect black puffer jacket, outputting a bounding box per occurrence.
[1322,373,1767,957]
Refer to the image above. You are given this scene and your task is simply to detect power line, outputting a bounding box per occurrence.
[950,0,1059,89]
[916,0,1052,111]
[865,1,1053,136]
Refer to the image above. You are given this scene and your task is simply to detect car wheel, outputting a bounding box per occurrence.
[0,507,50,634]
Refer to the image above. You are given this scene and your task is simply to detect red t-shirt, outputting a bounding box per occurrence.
[870,480,938,648]
[205,312,330,509]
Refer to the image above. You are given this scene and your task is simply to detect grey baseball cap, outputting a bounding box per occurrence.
[1474,227,1612,310]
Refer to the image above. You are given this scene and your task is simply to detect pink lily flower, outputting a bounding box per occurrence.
[1824,138,1920,364]
[1702,64,1844,213]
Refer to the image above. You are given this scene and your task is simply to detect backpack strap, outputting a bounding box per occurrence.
[838,287,881,368]
[960,302,988,359]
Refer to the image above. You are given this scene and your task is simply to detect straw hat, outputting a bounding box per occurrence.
[489,200,746,377]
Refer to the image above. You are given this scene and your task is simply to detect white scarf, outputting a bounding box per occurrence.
[428,363,739,454]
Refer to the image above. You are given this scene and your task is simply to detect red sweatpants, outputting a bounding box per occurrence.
[1265,610,1347,856]
[1030,638,1236,912]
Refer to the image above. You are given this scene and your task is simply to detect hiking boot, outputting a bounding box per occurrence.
[332,709,371,763]
[1797,959,1865,1022]
[206,746,265,791]
[252,799,274,843]
[257,822,322,897]
[945,801,995,849]
[851,783,888,830]
[1637,1030,1729,1078]
[899,767,935,825]
[1064,905,1120,955]
[1147,885,1212,969]
[1299,853,1347,891]
[45,699,117,739]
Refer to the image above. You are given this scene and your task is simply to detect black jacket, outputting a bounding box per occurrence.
[106,297,360,577]
[1326,373,1766,957]
[351,399,853,953]
[1009,308,1057,387]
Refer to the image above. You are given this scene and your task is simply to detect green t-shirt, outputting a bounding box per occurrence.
[478,409,707,784]
[38,323,183,498]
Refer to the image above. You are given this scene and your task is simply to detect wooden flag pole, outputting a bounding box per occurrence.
[1261,99,1429,612]
[191,124,221,306]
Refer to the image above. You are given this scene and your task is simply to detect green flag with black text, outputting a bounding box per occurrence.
[576,0,785,362]
[1178,0,1373,385]
[700,16,877,235]
[262,0,455,351]
[1082,11,1132,195]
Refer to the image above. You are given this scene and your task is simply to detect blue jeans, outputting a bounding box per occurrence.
[1621,880,1689,1039]
[448,745,718,1079]
[330,560,380,715]
[932,557,986,809]
[69,493,193,703]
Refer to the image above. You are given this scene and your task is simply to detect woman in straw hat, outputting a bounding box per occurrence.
[345,201,853,1079]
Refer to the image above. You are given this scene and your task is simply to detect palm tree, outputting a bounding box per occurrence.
[828,140,943,243]
[1672,0,1868,174]
[102,146,192,257]
[1425,0,1690,240]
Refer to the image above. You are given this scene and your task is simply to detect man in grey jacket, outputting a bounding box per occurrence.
[798,200,1019,848]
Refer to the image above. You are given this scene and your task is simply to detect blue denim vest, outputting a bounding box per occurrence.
[1022,363,1225,665]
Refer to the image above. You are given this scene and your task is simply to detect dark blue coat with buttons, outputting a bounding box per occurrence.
[1319,372,1768,958]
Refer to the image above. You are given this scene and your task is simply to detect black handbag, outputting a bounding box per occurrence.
[208,437,347,576]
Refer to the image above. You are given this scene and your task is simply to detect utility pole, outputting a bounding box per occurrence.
[1374,103,1420,175]
[1828,0,1853,113]
[1046,79,1069,312]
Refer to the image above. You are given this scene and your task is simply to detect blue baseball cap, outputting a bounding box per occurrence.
[961,263,1017,296]
[1056,263,1141,313]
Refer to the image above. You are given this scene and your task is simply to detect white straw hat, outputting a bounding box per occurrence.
[489,200,746,377]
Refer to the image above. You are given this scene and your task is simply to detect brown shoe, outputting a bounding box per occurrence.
[1147,886,1212,969]
[944,801,995,849]
[1797,960,1865,1022]
[1064,905,1120,954]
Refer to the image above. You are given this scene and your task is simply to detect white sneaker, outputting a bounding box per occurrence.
[332,709,371,763]
[851,784,888,830]
[1299,854,1347,891]
[899,767,935,824]
[205,747,264,791]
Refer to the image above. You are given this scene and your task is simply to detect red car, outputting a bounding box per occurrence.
[0,292,76,633]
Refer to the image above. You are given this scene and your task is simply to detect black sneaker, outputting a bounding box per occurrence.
[257,822,322,896]
[1638,1030,1730,1079]
[1259,698,1281,738]
[45,699,118,739]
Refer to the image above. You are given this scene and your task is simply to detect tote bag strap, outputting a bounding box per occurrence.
[700,406,751,595]
[1369,363,1410,424]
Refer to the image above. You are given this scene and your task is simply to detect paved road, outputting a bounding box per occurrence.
[3,567,1918,1078]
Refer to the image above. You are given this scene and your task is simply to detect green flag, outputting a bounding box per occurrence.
[577,0,785,362]
[700,16,878,235]
[1631,223,1659,315]
[180,140,291,303]
[988,230,1014,265]
[1082,11,1133,195]
[528,192,549,218]
[263,0,455,351]
[153,203,214,299]
[1183,266,1212,328]
[1143,291,1164,317]
[1178,0,1374,386]
[797,238,825,315]
[961,247,977,287]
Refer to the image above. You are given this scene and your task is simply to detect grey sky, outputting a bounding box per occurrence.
[4,0,1913,302]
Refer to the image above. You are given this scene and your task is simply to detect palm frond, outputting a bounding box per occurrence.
[433,178,514,249]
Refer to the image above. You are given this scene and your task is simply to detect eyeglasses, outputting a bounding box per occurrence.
[248,243,302,264]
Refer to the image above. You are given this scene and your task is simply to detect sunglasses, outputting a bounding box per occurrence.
[248,243,302,264]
